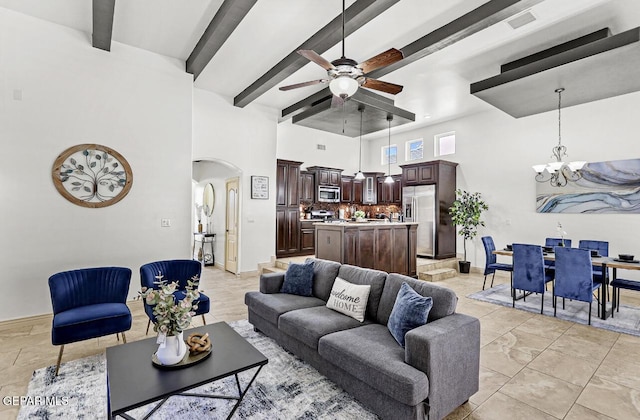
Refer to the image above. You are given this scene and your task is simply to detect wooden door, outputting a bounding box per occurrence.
[225,177,239,274]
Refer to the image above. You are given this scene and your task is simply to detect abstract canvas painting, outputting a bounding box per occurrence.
[536,158,640,213]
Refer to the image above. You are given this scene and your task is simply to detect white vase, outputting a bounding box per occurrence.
[155,331,187,365]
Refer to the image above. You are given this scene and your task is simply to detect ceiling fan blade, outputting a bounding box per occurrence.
[362,78,404,95]
[359,48,403,74]
[298,50,335,71]
[279,79,328,91]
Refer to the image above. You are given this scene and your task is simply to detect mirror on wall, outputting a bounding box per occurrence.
[203,183,215,216]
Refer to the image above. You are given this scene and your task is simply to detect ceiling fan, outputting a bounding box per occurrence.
[279,0,404,104]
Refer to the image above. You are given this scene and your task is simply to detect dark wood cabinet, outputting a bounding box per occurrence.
[400,160,458,259]
[315,223,418,277]
[377,175,402,204]
[299,171,315,203]
[276,159,303,257]
[403,163,436,185]
[353,179,363,203]
[341,176,353,203]
[307,166,343,187]
[300,220,316,253]
[362,172,382,204]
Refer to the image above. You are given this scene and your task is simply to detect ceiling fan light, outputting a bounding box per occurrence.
[384,175,394,184]
[354,171,365,180]
[329,76,358,98]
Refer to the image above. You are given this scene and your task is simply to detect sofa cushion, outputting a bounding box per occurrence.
[305,258,341,301]
[377,273,457,325]
[337,264,387,320]
[281,261,314,296]
[318,323,429,406]
[244,291,325,325]
[326,277,371,322]
[279,306,369,350]
[388,282,433,347]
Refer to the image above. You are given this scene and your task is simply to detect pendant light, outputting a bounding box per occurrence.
[355,106,365,180]
[384,114,394,184]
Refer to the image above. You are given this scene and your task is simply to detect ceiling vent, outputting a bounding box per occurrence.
[507,10,536,30]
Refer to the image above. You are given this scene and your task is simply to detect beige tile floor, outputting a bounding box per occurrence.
[1,266,640,420]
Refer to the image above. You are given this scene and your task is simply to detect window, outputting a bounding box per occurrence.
[406,139,423,161]
[382,144,397,165]
[435,132,455,156]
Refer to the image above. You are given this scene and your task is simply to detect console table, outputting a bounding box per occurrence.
[193,233,215,266]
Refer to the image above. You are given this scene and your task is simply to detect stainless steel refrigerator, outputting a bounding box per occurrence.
[402,185,436,258]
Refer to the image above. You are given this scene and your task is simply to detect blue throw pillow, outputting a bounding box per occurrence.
[280,261,315,297]
[387,282,433,347]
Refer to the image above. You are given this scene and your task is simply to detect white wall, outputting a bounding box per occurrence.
[0,9,193,321]
[277,119,360,173]
[192,89,277,273]
[364,91,640,269]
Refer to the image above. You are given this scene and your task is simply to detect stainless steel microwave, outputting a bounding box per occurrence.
[318,185,340,203]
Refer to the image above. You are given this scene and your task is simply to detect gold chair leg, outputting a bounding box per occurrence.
[146,319,151,335]
[55,345,65,376]
[121,332,127,344]
[202,314,207,325]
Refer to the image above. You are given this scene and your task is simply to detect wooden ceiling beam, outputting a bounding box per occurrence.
[282,0,544,118]
[187,0,258,81]
[233,0,401,108]
[92,0,115,51]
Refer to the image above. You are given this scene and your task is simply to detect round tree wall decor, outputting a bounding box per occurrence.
[52,144,133,208]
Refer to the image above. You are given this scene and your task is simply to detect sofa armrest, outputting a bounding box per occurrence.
[404,313,480,420]
[260,272,285,294]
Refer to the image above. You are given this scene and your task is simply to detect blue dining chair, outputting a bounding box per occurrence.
[512,244,554,313]
[140,259,210,334]
[49,267,132,376]
[543,237,572,273]
[578,239,609,300]
[554,247,601,325]
[481,236,513,290]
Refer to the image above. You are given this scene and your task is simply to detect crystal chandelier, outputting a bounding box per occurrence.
[532,88,586,187]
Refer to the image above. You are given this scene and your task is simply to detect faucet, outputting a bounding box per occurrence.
[385,213,392,223]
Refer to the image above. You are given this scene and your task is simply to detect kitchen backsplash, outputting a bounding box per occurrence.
[301,202,401,220]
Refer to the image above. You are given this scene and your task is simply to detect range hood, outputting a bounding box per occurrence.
[470,27,640,118]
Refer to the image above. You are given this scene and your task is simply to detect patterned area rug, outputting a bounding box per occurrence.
[469,284,640,337]
[18,320,378,419]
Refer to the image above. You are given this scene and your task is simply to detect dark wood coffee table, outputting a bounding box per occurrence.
[106,322,267,419]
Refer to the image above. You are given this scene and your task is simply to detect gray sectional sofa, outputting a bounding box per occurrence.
[244,258,480,420]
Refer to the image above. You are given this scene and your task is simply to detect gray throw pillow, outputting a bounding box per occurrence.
[280,261,315,296]
[387,282,433,347]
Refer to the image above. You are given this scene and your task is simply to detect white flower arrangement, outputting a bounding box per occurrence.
[140,272,200,342]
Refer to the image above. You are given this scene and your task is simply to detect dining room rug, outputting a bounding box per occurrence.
[469,284,640,337]
[18,320,378,420]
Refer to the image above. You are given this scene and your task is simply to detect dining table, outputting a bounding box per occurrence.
[493,248,640,320]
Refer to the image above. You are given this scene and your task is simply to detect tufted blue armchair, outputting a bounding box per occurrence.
[554,247,602,325]
[140,259,210,334]
[49,267,132,376]
[512,244,554,314]
[481,236,513,290]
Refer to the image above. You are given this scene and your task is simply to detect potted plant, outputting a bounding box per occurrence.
[140,272,201,365]
[449,189,489,274]
[354,210,366,222]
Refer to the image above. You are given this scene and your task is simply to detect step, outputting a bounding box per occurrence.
[416,257,459,272]
[418,268,458,282]
[262,266,286,274]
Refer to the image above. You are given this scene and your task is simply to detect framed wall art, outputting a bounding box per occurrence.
[251,175,269,199]
[52,144,133,208]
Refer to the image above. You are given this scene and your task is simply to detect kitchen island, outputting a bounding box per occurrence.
[315,221,418,277]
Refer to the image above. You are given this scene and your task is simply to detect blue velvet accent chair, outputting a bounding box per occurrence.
[49,267,132,376]
[553,247,602,325]
[140,259,210,334]
[481,236,513,290]
[512,244,554,313]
